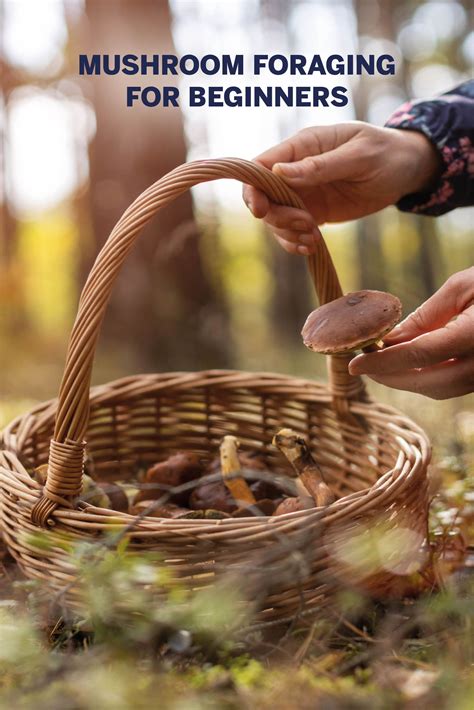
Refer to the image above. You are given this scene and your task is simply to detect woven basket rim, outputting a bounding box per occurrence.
[0,367,431,427]
[0,369,431,530]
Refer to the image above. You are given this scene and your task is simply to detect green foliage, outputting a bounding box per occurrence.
[0,516,472,709]
[0,405,470,708]
[0,607,47,685]
[0,424,470,709]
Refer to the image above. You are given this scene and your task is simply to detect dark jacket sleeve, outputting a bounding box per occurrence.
[385,80,474,215]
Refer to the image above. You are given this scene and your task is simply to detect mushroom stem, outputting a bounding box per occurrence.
[272,428,335,507]
[219,435,257,506]
[362,339,385,353]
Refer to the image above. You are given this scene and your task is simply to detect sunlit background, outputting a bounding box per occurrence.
[1,0,473,459]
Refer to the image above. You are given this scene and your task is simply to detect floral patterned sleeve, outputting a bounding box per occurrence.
[385,80,474,215]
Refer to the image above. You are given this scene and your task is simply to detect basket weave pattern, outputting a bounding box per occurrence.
[0,160,431,623]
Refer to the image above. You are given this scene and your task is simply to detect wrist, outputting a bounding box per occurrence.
[395,128,442,195]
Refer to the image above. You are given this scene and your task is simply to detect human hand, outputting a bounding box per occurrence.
[348,268,474,399]
[243,122,440,254]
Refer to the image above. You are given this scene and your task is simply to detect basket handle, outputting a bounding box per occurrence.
[31,158,366,525]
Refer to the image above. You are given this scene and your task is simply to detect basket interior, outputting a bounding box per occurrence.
[16,374,402,500]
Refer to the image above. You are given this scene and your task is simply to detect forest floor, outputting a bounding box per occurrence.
[0,391,472,710]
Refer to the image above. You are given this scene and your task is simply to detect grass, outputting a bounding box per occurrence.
[0,385,473,709]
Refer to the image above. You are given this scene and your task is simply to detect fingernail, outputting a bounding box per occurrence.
[297,245,310,256]
[384,323,404,343]
[274,162,301,177]
[293,219,310,232]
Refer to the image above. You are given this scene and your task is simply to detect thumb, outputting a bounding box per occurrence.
[273,145,356,186]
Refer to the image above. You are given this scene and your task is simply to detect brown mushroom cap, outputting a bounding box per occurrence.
[272,496,314,516]
[301,290,402,354]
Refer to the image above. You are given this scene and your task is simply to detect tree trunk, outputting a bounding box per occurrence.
[81,0,229,371]
[0,0,26,334]
[353,0,389,292]
[260,0,313,339]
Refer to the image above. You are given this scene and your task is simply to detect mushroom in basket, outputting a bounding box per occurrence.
[272,428,335,514]
[31,465,113,509]
[189,444,240,514]
[135,452,205,506]
[219,435,279,516]
[219,435,256,506]
[302,290,402,354]
[189,436,278,516]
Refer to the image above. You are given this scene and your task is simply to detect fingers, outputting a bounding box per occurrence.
[349,271,474,399]
[250,135,301,169]
[242,123,365,251]
[274,235,313,255]
[242,131,323,213]
[262,204,314,233]
[242,185,270,219]
[242,124,356,219]
[251,125,344,170]
[272,143,360,188]
[385,268,474,345]
[272,226,321,255]
[242,186,322,254]
[243,195,314,231]
[349,310,474,376]
[364,355,474,400]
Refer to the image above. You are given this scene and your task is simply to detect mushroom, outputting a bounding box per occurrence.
[81,474,112,508]
[135,452,204,505]
[32,465,112,509]
[208,450,282,500]
[97,482,129,512]
[232,498,278,517]
[239,451,267,472]
[301,290,402,354]
[31,464,49,486]
[189,481,237,513]
[219,435,257,507]
[249,478,283,500]
[272,428,335,507]
[272,496,314,516]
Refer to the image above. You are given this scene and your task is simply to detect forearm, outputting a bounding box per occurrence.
[386,80,474,215]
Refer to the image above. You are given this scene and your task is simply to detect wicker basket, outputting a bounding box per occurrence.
[0,159,431,624]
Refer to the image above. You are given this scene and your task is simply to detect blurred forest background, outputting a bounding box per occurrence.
[0,0,473,458]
